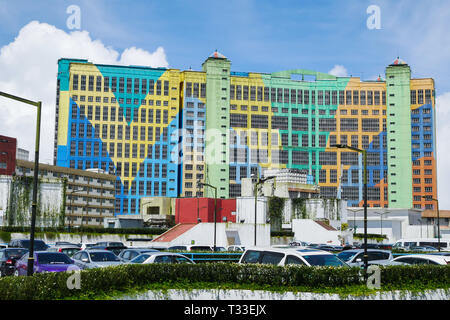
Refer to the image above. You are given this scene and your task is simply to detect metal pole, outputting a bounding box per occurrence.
[436,199,441,252]
[27,101,41,276]
[213,187,217,252]
[363,150,368,279]
[254,179,258,247]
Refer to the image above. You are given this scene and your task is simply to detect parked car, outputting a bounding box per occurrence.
[47,246,81,257]
[55,241,81,248]
[95,241,125,247]
[337,249,393,267]
[167,245,213,252]
[129,252,195,264]
[227,245,246,252]
[0,248,28,277]
[72,250,123,269]
[391,254,450,265]
[239,247,348,267]
[8,239,49,251]
[317,245,343,252]
[80,243,96,250]
[289,241,309,247]
[88,245,128,256]
[117,248,159,262]
[409,246,439,252]
[0,244,7,249]
[430,252,450,257]
[14,251,79,276]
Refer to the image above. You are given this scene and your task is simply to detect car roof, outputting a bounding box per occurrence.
[85,249,117,254]
[393,254,449,261]
[243,246,334,256]
[338,249,391,253]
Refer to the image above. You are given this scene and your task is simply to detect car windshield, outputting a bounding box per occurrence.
[6,249,28,258]
[20,240,48,251]
[130,254,151,263]
[37,253,73,264]
[303,254,347,267]
[90,252,120,262]
[337,251,358,262]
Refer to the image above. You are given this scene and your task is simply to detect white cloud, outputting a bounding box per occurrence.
[436,92,450,209]
[328,65,348,77]
[0,21,168,164]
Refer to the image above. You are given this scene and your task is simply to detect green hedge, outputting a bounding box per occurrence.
[0,263,449,300]
[0,226,167,236]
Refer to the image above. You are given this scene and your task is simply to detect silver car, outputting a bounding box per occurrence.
[129,252,195,264]
[72,250,123,269]
[337,249,393,267]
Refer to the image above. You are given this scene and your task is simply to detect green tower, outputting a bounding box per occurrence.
[202,51,231,198]
[385,58,413,208]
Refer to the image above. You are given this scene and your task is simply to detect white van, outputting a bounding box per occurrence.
[392,238,450,251]
[238,247,348,267]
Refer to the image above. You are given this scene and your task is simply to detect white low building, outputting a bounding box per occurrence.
[346,207,433,243]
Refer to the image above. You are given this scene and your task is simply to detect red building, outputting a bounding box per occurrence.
[175,198,236,224]
[0,135,16,175]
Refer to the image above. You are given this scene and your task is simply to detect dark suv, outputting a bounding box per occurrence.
[8,239,49,251]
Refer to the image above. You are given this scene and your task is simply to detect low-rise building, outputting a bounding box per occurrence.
[13,159,116,227]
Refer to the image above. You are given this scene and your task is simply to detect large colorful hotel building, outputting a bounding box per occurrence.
[54,52,437,215]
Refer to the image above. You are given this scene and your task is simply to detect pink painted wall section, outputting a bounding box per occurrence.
[175,198,236,224]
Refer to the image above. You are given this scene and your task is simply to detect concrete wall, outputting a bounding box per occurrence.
[292,219,342,245]
[151,222,270,248]
[0,175,10,226]
[0,232,153,247]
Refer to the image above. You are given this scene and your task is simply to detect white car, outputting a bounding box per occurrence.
[129,252,195,264]
[239,247,348,267]
[337,249,393,267]
[391,254,450,265]
[227,245,246,252]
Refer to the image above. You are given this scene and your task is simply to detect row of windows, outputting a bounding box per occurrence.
[71,104,171,124]
[71,123,170,143]
[229,86,388,106]
[410,89,433,105]
[72,74,172,96]
[230,114,384,132]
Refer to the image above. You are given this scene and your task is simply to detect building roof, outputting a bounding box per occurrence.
[15,159,116,180]
[422,210,450,219]
[209,50,227,59]
[390,57,407,66]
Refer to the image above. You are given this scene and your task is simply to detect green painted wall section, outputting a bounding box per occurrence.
[203,57,231,198]
[260,74,350,182]
[386,64,413,208]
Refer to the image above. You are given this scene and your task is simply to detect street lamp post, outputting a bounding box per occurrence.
[333,144,368,279]
[253,175,276,247]
[0,91,41,276]
[422,196,441,252]
[198,181,217,251]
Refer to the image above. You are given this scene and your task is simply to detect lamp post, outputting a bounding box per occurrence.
[252,175,276,247]
[347,208,362,235]
[422,195,441,252]
[0,91,41,276]
[198,181,217,251]
[373,210,387,242]
[333,144,368,279]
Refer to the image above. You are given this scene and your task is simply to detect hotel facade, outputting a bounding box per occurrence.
[54,53,437,215]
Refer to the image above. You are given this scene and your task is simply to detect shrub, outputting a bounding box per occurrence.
[0,263,448,300]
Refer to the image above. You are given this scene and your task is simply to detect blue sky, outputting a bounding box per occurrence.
[1,0,447,84]
[1,0,450,207]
